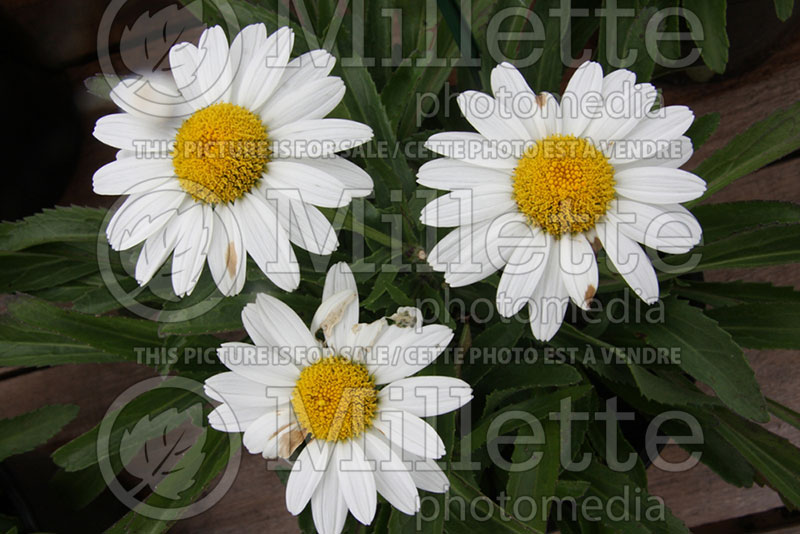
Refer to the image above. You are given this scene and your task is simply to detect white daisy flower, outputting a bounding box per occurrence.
[204,262,472,534]
[93,24,374,297]
[418,61,705,341]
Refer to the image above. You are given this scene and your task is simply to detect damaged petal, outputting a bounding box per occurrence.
[390,306,423,328]
[277,426,306,459]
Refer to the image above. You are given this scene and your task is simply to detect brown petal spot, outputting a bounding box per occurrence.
[585,284,596,303]
[536,93,547,108]
[278,427,306,459]
[225,242,237,278]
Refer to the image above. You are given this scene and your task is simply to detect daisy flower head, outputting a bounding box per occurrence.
[419,61,705,341]
[93,24,374,297]
[204,262,472,534]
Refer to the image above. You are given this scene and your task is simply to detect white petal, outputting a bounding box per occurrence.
[528,248,570,341]
[607,199,702,254]
[260,76,345,130]
[424,132,518,169]
[271,119,373,158]
[614,167,706,204]
[216,342,301,387]
[233,26,294,110]
[263,420,305,459]
[334,440,377,525]
[613,136,693,170]
[419,185,515,227]
[171,202,213,297]
[169,26,232,109]
[490,62,547,140]
[416,158,511,191]
[310,290,359,351]
[93,157,174,195]
[293,156,373,196]
[407,454,449,493]
[313,262,359,348]
[237,193,300,291]
[596,221,659,304]
[106,186,185,250]
[610,106,694,164]
[228,23,267,101]
[109,74,193,120]
[242,294,318,354]
[280,49,337,91]
[560,61,604,137]
[242,407,296,455]
[378,376,472,417]
[582,70,659,142]
[372,409,445,459]
[269,190,339,255]
[204,371,275,406]
[311,457,348,534]
[426,212,532,287]
[363,431,419,515]
[286,440,333,515]
[265,160,351,208]
[207,403,266,433]
[496,229,551,317]
[368,325,454,385]
[135,221,179,286]
[207,203,247,296]
[538,92,562,136]
[457,90,529,147]
[558,233,598,310]
[93,113,176,152]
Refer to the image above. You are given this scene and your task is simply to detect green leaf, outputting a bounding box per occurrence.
[633,296,767,422]
[671,280,800,307]
[692,201,800,242]
[0,251,97,293]
[5,296,163,364]
[0,317,115,366]
[467,385,592,451]
[706,303,800,349]
[691,101,800,204]
[84,74,118,101]
[337,52,415,205]
[628,364,723,408]
[0,206,106,251]
[0,404,79,462]
[598,0,677,82]
[713,406,800,507]
[768,398,800,431]
[685,112,720,149]
[775,0,795,21]
[462,320,527,384]
[666,223,800,272]
[565,462,690,533]
[447,472,541,534]
[476,360,582,394]
[683,0,728,73]
[505,420,560,533]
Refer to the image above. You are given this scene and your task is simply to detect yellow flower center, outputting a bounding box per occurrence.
[172,102,270,204]
[512,135,615,236]
[291,356,378,442]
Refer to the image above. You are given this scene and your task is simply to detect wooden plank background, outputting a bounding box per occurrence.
[1,1,800,532]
